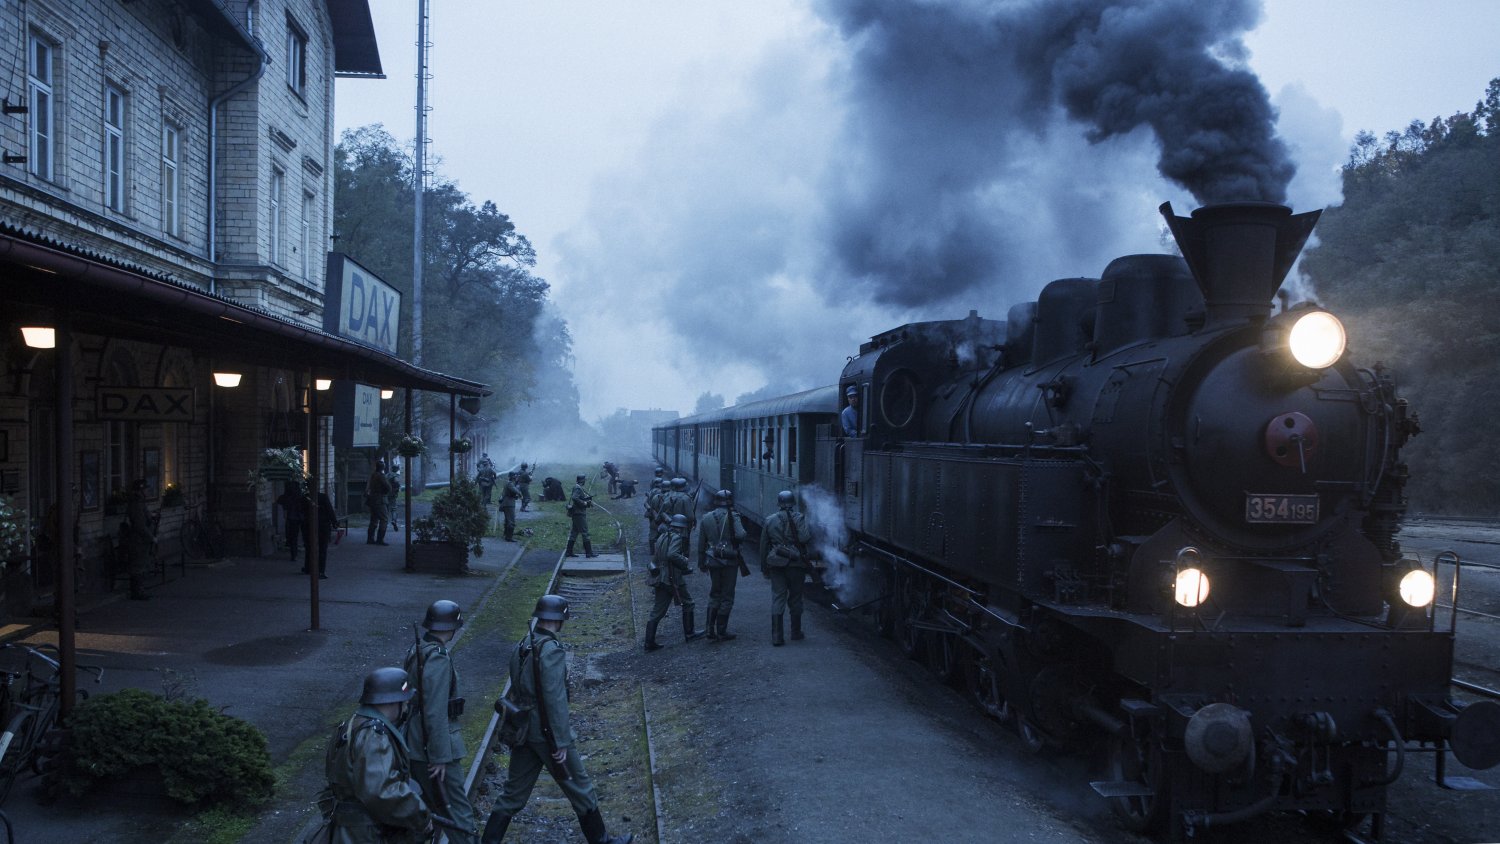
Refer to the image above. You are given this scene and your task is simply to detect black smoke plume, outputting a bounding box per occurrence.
[817,0,1295,307]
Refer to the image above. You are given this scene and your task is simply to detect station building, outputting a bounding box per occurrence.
[0,1,479,621]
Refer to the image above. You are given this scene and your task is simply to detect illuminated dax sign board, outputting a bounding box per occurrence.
[96,387,195,422]
[324,253,401,355]
[334,382,382,450]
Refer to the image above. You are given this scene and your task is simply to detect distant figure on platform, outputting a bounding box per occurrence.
[761,490,813,646]
[840,384,860,438]
[516,463,533,511]
[602,461,619,495]
[698,489,747,641]
[125,479,155,601]
[612,479,637,500]
[499,472,521,542]
[276,481,306,564]
[480,596,633,844]
[366,463,391,546]
[304,488,335,579]
[541,476,566,502]
[477,453,495,472]
[387,468,402,533]
[317,667,431,842]
[645,514,703,650]
[564,475,597,559]
[476,462,498,506]
[404,601,479,843]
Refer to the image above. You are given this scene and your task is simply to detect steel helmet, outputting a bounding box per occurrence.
[654,467,664,476]
[423,599,464,632]
[777,490,795,508]
[650,478,664,489]
[671,477,687,491]
[576,474,587,484]
[714,489,733,506]
[521,463,529,470]
[669,514,690,530]
[360,667,415,705]
[533,594,570,622]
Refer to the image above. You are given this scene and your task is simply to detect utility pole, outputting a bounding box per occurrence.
[411,0,430,484]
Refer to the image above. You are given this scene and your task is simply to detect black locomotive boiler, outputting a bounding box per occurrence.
[654,201,1500,839]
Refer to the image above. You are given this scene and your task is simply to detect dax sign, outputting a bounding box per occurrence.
[96,387,196,422]
[325,253,402,355]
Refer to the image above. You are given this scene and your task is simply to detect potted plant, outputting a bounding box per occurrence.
[396,434,426,458]
[449,436,473,454]
[0,495,26,563]
[410,477,487,573]
[160,483,185,508]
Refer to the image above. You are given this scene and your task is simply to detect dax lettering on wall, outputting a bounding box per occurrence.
[325,253,402,356]
[97,387,196,422]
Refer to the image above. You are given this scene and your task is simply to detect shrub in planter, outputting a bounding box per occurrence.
[396,434,426,458]
[426,477,488,557]
[448,437,473,454]
[62,688,274,807]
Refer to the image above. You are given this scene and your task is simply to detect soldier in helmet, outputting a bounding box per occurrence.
[498,472,521,542]
[565,474,597,559]
[481,596,633,844]
[403,600,478,843]
[697,489,748,641]
[645,514,704,651]
[319,667,432,843]
[661,477,694,537]
[760,490,813,646]
[516,463,533,511]
[644,478,667,548]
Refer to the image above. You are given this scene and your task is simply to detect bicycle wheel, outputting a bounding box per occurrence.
[0,709,34,805]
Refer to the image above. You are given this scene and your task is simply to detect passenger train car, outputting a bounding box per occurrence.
[653,202,1500,840]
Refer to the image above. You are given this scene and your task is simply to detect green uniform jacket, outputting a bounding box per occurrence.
[697,507,746,568]
[652,531,692,588]
[402,634,465,764]
[500,480,520,508]
[508,627,575,749]
[569,483,592,513]
[760,508,812,568]
[662,490,694,529]
[323,706,430,843]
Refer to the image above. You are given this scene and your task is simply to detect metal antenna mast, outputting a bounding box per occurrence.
[411,0,431,475]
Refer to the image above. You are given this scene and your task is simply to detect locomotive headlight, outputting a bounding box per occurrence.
[1174,568,1211,608]
[1287,310,1346,369]
[1399,569,1436,608]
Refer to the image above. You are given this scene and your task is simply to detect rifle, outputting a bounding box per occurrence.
[731,509,751,577]
[529,632,571,782]
[411,625,454,821]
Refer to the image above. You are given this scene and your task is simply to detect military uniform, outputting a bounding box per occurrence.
[366,468,391,545]
[644,481,666,547]
[645,523,703,648]
[697,502,747,640]
[321,706,430,844]
[565,479,596,558]
[760,499,813,645]
[403,633,478,843]
[661,483,694,536]
[498,475,520,542]
[476,465,497,506]
[516,465,533,511]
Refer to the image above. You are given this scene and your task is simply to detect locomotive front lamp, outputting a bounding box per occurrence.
[1174,568,1211,608]
[1398,568,1436,608]
[1287,310,1346,370]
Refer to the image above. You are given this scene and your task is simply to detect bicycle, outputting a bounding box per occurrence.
[181,493,226,562]
[0,643,104,805]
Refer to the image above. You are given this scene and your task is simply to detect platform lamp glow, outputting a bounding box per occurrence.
[212,371,242,387]
[315,378,332,391]
[20,326,55,348]
[380,388,395,400]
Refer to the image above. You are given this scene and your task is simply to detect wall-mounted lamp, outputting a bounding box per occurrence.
[315,378,333,391]
[213,371,242,387]
[20,326,55,348]
[380,388,395,400]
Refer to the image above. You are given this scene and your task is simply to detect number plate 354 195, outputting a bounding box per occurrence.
[1245,493,1319,524]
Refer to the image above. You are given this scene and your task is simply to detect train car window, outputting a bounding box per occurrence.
[789,425,797,465]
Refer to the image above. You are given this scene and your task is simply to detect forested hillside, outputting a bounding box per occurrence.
[1301,79,1500,514]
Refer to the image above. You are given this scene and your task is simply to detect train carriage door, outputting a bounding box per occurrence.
[720,419,735,492]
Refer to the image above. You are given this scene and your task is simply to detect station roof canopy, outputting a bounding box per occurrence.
[0,225,486,397]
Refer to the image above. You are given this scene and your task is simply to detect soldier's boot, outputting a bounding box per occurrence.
[682,609,706,642]
[705,608,720,641]
[579,807,633,844]
[129,576,151,601]
[790,613,805,641]
[565,538,578,558]
[772,614,785,646]
[584,539,598,559]
[717,610,737,641]
[480,810,512,843]
[644,619,664,652]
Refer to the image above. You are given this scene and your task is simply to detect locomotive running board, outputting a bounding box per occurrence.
[1088,780,1155,798]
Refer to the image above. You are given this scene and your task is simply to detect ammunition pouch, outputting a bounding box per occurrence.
[709,541,737,562]
[494,695,531,749]
[772,543,803,563]
[447,697,466,719]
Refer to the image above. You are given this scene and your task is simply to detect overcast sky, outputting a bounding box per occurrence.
[335,0,1498,421]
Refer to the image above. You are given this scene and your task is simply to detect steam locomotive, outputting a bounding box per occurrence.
[653,202,1500,839]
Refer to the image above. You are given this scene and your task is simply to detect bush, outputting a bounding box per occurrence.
[429,477,489,556]
[63,688,274,807]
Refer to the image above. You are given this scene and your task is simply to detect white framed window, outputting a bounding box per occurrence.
[300,192,313,279]
[28,35,54,180]
[269,167,284,264]
[285,17,307,98]
[161,125,181,236]
[104,85,126,212]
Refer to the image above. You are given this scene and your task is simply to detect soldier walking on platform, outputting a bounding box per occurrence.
[643,478,665,548]
[697,489,747,641]
[662,477,694,536]
[760,490,813,646]
[481,596,633,844]
[516,463,533,511]
[565,474,598,558]
[403,601,479,843]
[317,667,432,843]
[499,472,520,542]
[645,514,705,650]
[366,462,392,546]
[475,461,497,506]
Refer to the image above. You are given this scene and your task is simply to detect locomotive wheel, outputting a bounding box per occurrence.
[895,570,926,660]
[1107,730,1169,832]
[1017,718,1047,754]
[964,654,1009,721]
[927,631,959,685]
[875,565,897,639]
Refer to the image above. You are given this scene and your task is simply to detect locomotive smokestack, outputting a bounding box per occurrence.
[1160,202,1320,326]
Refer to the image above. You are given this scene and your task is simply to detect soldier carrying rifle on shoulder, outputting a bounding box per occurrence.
[644,514,705,651]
